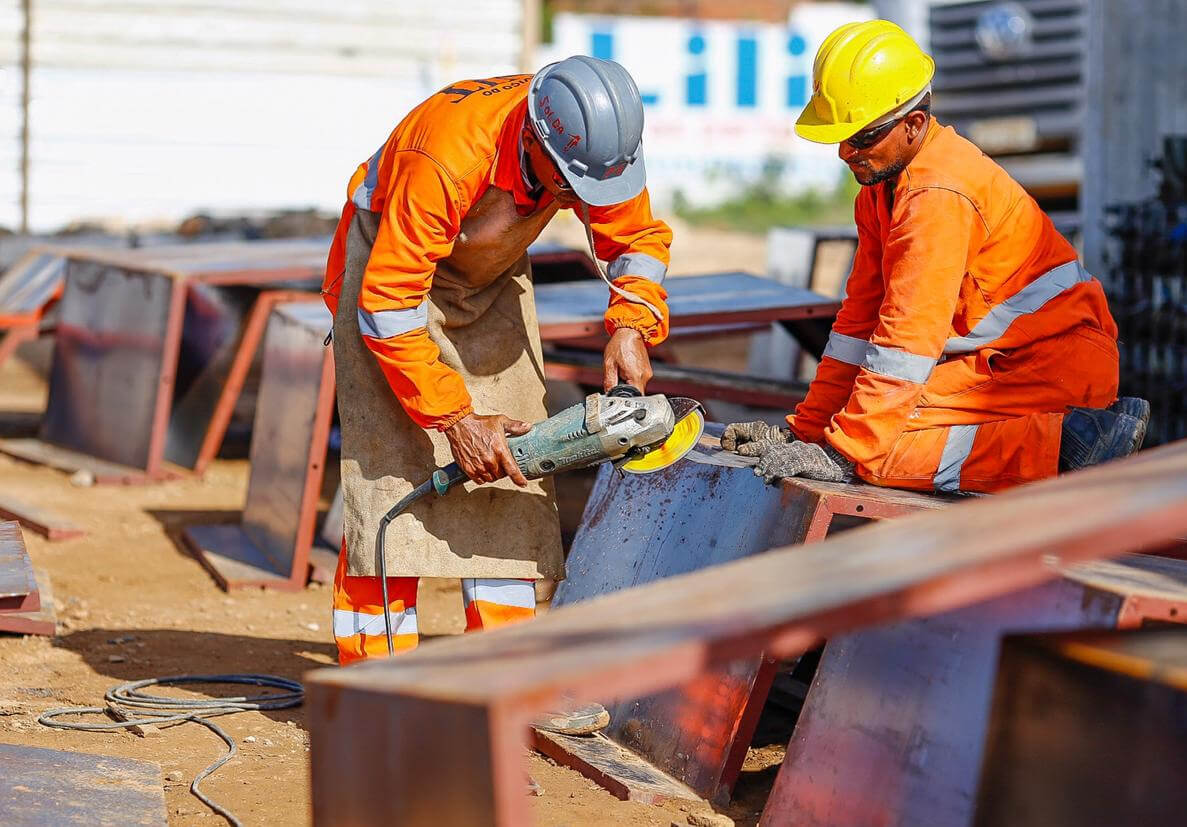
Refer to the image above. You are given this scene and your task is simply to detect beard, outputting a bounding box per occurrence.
[852,157,909,187]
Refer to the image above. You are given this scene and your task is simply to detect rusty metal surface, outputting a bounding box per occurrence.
[764,559,1175,827]
[0,742,166,825]
[165,283,258,467]
[0,251,66,322]
[554,434,814,798]
[535,272,840,340]
[0,521,37,605]
[241,301,333,578]
[40,259,176,470]
[305,440,1187,827]
[976,627,1187,827]
[29,241,328,476]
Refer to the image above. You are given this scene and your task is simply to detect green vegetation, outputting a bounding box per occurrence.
[675,160,859,234]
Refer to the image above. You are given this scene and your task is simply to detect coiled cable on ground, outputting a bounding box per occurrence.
[38,673,304,827]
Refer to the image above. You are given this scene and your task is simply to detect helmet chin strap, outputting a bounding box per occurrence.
[576,200,665,323]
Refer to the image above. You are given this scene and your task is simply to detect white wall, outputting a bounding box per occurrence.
[541,3,872,209]
[0,0,525,232]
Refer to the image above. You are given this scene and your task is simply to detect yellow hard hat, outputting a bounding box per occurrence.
[795,20,935,145]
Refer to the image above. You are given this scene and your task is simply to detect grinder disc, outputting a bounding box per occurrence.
[621,408,706,474]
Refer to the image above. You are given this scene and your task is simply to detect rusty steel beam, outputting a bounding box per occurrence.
[306,439,1187,827]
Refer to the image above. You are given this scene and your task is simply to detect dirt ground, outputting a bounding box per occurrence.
[0,228,790,826]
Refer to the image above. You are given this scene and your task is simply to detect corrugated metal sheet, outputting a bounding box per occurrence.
[0,1,526,231]
[929,0,1085,219]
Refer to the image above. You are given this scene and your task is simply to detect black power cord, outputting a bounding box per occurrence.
[39,673,303,826]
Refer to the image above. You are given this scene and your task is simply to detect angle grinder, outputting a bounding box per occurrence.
[374,384,705,654]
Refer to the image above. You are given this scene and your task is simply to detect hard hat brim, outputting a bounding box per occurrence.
[794,103,865,145]
[565,154,647,207]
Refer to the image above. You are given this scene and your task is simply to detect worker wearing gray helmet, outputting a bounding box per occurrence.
[320,54,671,732]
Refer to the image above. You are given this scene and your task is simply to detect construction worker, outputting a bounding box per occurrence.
[319,54,671,709]
[725,20,1148,493]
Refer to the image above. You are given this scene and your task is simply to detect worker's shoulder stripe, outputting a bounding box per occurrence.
[358,302,429,339]
[608,252,667,284]
[945,260,1092,355]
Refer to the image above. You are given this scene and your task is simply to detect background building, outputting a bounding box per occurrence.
[0,0,531,232]
[541,2,871,209]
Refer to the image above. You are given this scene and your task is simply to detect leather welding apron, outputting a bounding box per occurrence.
[333,186,564,580]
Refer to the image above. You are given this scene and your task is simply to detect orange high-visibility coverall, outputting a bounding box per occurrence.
[789,121,1119,493]
[322,75,673,662]
[322,73,673,431]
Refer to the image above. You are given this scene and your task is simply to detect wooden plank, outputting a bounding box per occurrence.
[0,493,85,541]
[0,566,57,636]
[0,743,165,825]
[0,520,38,613]
[531,730,703,806]
[307,440,1187,827]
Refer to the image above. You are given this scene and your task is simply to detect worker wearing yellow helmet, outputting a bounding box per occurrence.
[725,20,1148,494]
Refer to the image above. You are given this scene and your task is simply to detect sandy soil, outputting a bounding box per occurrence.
[0,228,785,826]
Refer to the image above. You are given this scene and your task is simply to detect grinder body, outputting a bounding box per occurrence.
[431,388,678,494]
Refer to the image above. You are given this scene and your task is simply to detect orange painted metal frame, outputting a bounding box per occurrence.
[192,290,323,475]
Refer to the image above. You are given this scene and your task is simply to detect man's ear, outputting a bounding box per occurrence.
[906,111,929,141]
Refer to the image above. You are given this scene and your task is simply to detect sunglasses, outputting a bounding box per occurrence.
[844,116,903,151]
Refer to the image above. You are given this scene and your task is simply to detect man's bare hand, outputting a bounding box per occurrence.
[602,328,652,392]
[443,413,532,486]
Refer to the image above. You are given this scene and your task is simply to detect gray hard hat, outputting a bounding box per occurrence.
[528,56,647,207]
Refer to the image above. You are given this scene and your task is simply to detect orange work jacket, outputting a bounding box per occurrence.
[789,120,1118,471]
[321,75,673,431]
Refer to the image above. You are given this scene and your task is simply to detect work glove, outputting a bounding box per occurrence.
[753,440,856,485]
[721,420,791,456]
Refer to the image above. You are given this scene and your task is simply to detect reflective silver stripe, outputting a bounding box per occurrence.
[863,344,936,384]
[461,578,536,610]
[607,252,667,284]
[944,261,1092,355]
[350,145,385,209]
[357,303,428,339]
[332,606,418,639]
[823,332,868,366]
[934,424,979,492]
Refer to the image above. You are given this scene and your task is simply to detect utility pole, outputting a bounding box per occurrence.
[521,0,541,72]
[19,0,32,233]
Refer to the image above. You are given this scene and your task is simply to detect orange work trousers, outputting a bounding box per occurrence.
[331,545,536,665]
[858,325,1119,493]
